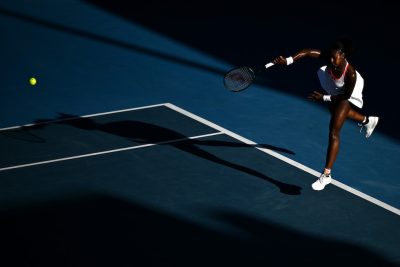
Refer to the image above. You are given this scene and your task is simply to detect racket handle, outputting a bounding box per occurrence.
[265,62,274,69]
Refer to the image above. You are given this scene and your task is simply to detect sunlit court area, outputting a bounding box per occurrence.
[1,1,399,266]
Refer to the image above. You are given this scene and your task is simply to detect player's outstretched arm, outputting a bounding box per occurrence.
[272,49,321,65]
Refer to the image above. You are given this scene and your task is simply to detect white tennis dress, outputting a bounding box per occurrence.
[317,62,364,108]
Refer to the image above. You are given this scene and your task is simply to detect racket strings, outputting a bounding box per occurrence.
[224,67,255,92]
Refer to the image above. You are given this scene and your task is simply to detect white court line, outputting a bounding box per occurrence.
[164,103,400,216]
[0,132,223,172]
[0,103,169,131]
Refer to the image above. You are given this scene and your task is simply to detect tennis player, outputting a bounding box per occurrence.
[272,39,379,191]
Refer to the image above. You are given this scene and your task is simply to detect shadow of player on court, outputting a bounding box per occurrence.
[33,113,301,195]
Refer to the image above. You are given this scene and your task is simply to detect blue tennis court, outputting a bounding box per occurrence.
[1,1,399,266]
[1,104,399,266]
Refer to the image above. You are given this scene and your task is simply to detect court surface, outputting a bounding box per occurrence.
[1,103,399,266]
[1,1,400,266]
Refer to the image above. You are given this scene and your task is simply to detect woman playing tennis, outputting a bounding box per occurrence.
[272,39,379,191]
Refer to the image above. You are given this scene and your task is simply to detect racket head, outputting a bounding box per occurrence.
[223,66,255,92]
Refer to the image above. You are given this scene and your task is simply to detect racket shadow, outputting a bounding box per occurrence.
[33,113,301,195]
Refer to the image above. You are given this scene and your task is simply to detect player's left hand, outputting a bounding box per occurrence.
[308,91,323,101]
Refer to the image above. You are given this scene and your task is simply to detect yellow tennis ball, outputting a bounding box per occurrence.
[29,77,37,86]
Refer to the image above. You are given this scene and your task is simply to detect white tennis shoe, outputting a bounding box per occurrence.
[359,116,379,138]
[312,173,332,191]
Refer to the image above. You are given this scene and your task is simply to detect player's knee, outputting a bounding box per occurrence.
[329,130,340,141]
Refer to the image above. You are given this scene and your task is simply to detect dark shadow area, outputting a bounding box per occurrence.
[32,113,300,195]
[30,113,294,154]
[1,194,397,266]
[0,126,45,143]
[83,0,400,141]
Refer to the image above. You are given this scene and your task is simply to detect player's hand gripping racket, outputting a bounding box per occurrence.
[223,62,274,92]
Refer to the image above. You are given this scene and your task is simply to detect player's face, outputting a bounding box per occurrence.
[329,50,345,67]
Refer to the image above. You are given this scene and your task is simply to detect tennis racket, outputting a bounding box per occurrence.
[223,62,274,92]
